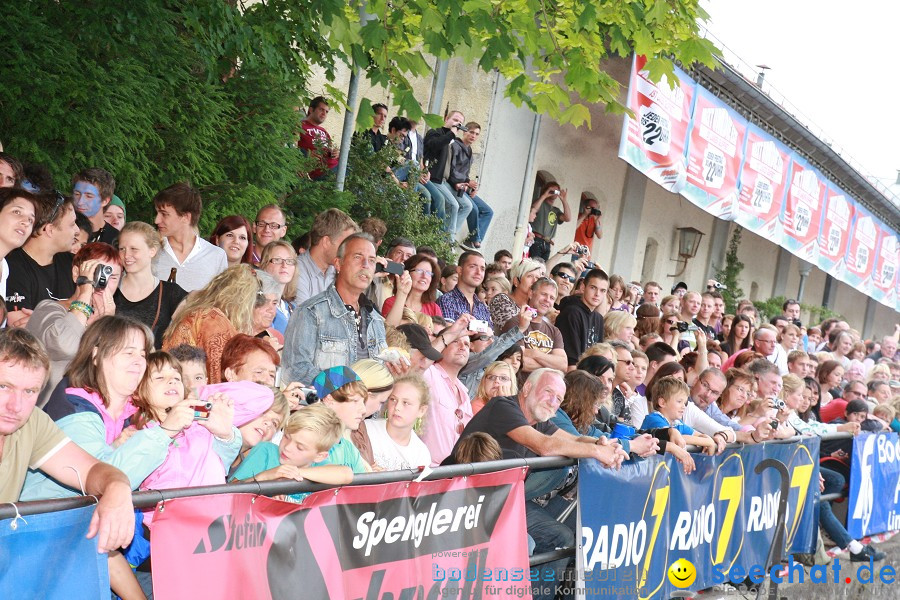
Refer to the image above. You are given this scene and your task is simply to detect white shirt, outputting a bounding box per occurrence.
[152,236,228,292]
[768,344,789,375]
[365,419,432,471]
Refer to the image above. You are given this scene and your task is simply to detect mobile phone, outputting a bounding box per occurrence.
[375,261,405,275]
[274,367,283,389]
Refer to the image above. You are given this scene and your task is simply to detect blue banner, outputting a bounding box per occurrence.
[848,432,900,538]
[0,505,109,599]
[578,439,819,599]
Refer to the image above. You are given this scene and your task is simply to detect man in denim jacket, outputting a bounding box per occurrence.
[282,233,388,385]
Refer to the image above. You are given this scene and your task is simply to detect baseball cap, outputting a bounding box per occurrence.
[397,323,443,362]
[312,366,361,399]
[671,281,688,294]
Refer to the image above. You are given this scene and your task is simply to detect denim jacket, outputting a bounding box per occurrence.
[282,285,387,384]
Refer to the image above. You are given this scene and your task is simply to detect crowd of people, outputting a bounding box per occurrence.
[1,112,899,599]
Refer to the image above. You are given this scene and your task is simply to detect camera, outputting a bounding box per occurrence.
[770,398,786,411]
[299,387,319,404]
[455,123,469,132]
[589,207,602,217]
[93,264,113,290]
[707,280,727,291]
[192,402,213,421]
[523,305,538,319]
[469,319,492,334]
[674,321,699,333]
[550,189,561,196]
[791,319,802,328]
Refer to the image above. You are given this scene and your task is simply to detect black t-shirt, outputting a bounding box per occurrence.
[443,395,559,464]
[555,295,604,366]
[5,249,76,310]
[89,222,119,246]
[692,318,716,339]
[114,281,188,349]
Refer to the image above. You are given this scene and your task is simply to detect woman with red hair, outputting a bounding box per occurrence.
[209,215,255,267]
[25,242,123,406]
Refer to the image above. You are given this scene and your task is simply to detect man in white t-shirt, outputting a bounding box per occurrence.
[151,182,227,292]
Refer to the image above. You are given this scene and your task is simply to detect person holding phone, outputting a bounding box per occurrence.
[382,253,443,326]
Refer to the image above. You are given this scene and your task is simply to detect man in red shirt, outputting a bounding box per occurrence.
[299,96,339,180]
[573,193,603,250]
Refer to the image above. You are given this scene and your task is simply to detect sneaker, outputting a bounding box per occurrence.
[850,544,886,562]
[458,240,476,251]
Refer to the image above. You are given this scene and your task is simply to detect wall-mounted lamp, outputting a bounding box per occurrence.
[669,226,704,277]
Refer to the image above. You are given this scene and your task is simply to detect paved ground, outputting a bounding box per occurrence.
[695,533,900,600]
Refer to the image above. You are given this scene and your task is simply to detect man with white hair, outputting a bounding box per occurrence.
[445,368,627,600]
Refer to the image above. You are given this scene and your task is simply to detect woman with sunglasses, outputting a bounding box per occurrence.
[383,253,442,326]
[259,240,299,334]
[656,310,682,350]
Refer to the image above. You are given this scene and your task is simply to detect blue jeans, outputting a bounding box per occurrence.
[527,500,574,600]
[414,183,439,218]
[525,467,570,501]
[424,180,455,233]
[820,467,852,549]
[465,194,493,243]
[439,182,473,235]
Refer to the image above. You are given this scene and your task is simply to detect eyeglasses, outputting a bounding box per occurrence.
[454,408,465,435]
[255,221,285,231]
[666,319,678,325]
[618,359,634,367]
[486,374,511,383]
[267,257,297,266]
[700,379,724,398]
[410,268,434,278]
[554,272,576,283]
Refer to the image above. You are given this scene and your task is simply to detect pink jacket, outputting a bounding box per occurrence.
[140,381,273,525]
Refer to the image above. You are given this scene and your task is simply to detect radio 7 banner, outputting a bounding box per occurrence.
[871,225,898,307]
[734,125,790,243]
[579,439,819,599]
[151,469,530,600]
[619,55,696,194]
[682,88,747,219]
[817,184,855,279]
[780,156,825,263]
[843,205,878,291]
[0,505,109,599]
[848,433,900,538]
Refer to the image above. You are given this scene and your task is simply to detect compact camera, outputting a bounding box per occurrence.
[674,321,700,333]
[455,123,469,132]
[589,207,602,217]
[299,387,319,404]
[93,264,113,290]
[708,280,727,291]
[469,319,492,334]
[192,402,213,421]
[523,305,538,319]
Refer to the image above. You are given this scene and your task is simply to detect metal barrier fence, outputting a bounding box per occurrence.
[1,431,855,569]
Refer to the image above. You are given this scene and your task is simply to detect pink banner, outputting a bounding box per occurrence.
[780,157,825,262]
[682,88,747,218]
[872,224,898,307]
[735,125,790,243]
[618,55,696,193]
[844,207,878,289]
[816,185,855,278]
[151,469,530,600]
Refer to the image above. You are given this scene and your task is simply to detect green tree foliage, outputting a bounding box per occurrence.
[2,0,718,247]
[753,295,843,328]
[714,226,745,314]
[1,0,333,226]
[323,0,719,127]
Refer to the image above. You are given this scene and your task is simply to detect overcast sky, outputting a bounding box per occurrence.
[702,1,900,194]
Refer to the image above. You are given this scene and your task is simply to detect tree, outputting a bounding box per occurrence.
[320,0,719,127]
[714,226,745,314]
[2,0,718,247]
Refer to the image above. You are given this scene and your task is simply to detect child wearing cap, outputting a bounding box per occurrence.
[313,365,372,473]
[229,403,353,502]
[104,195,126,230]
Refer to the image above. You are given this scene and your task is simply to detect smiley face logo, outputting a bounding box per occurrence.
[667,558,696,588]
